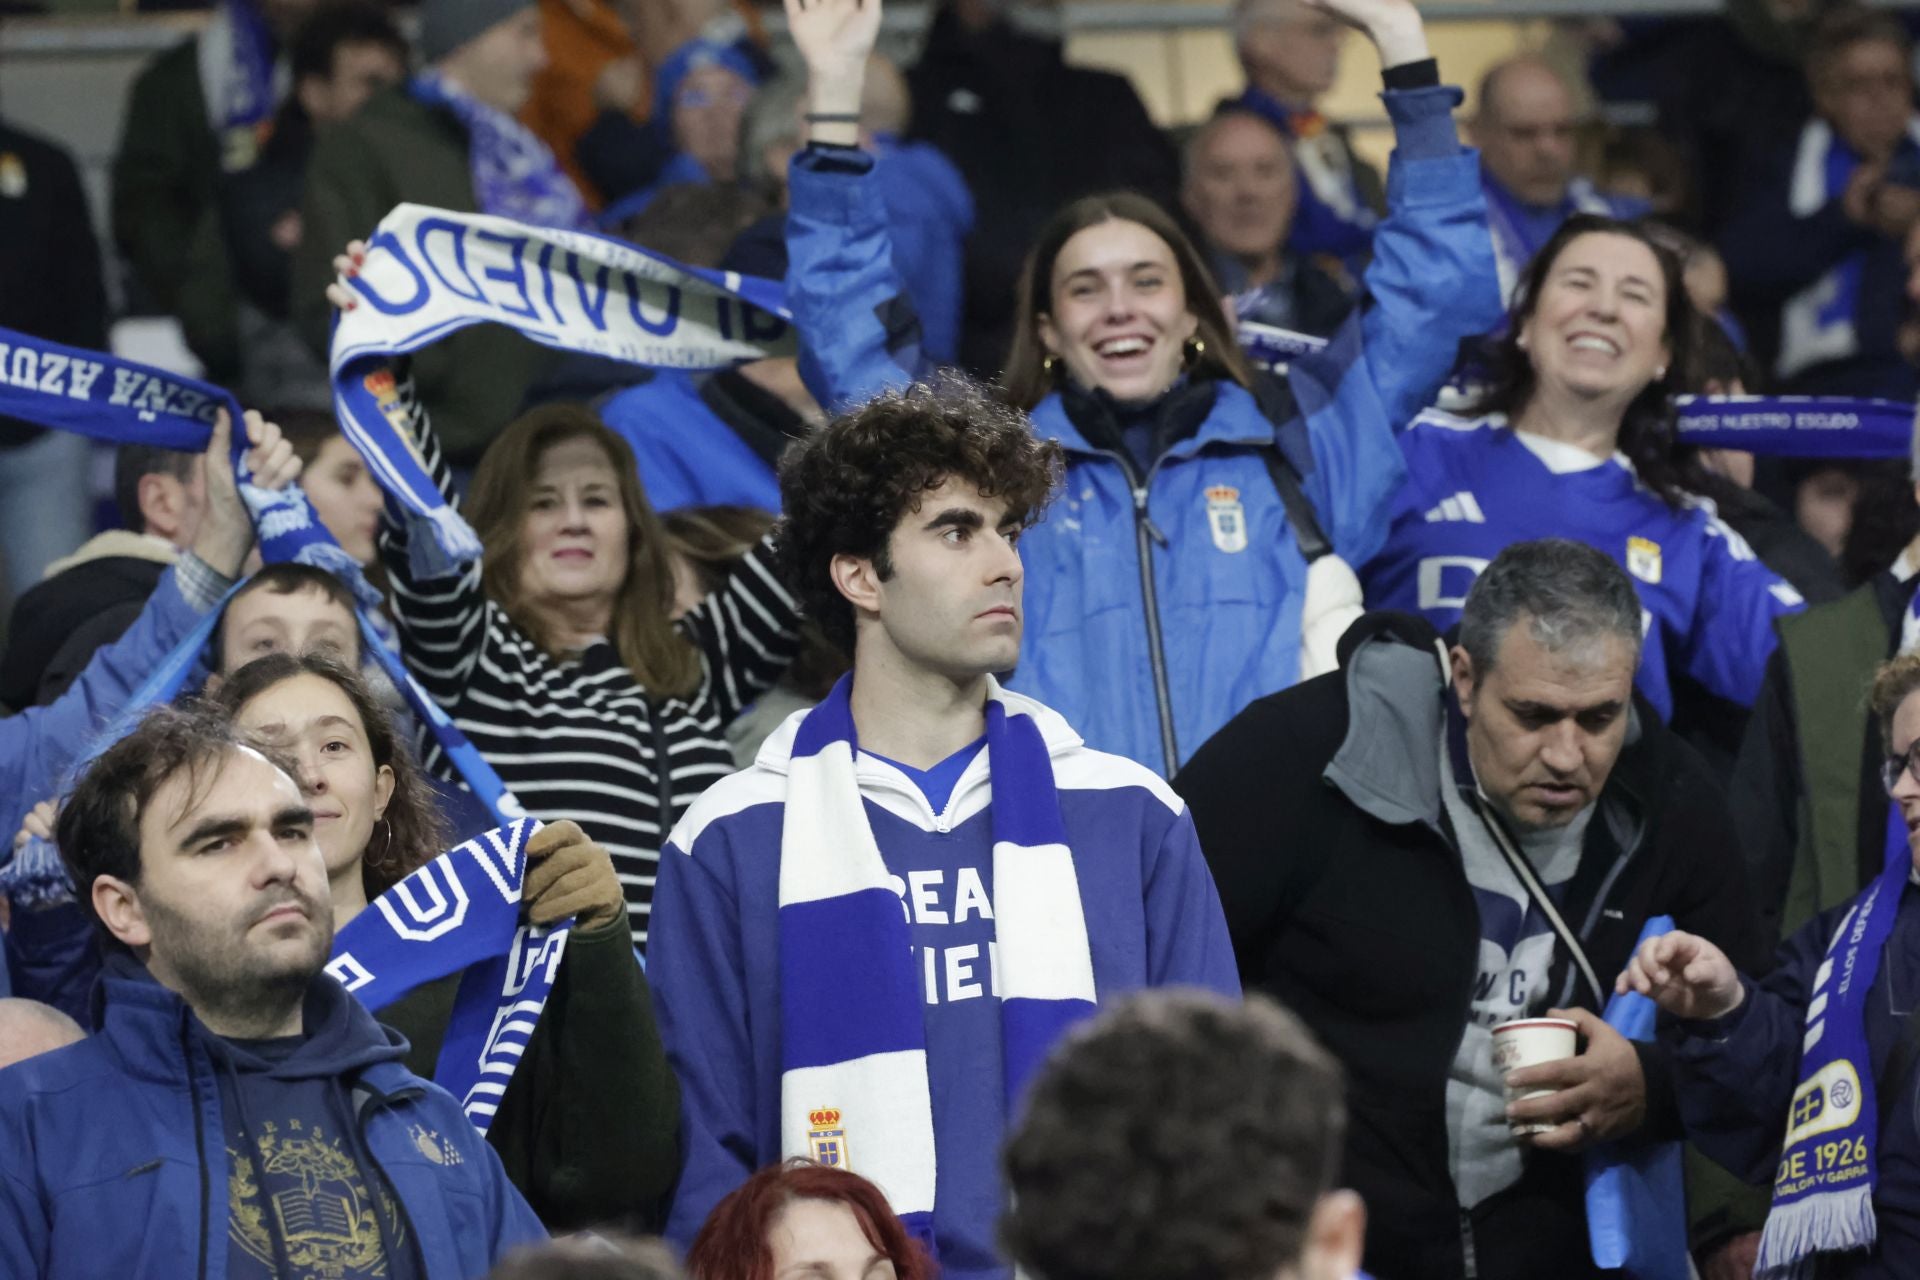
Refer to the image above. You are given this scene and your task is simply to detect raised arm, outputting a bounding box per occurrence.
[783,0,926,411]
[678,531,804,726]
[0,409,301,839]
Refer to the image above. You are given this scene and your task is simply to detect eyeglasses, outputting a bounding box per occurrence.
[1882,741,1920,795]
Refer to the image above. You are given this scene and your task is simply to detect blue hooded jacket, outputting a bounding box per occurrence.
[0,957,547,1279]
[784,83,1502,774]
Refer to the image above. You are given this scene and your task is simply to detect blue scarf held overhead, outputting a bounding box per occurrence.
[327,819,566,1136]
[776,676,1097,1256]
[329,203,795,576]
[1675,394,1915,460]
[1754,805,1911,1277]
[411,71,592,233]
[0,327,525,867]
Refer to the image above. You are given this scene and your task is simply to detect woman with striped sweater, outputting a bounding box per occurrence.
[371,371,802,948]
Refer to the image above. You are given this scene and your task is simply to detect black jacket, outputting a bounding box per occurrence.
[0,543,168,711]
[1172,612,1767,1280]
[905,4,1179,377]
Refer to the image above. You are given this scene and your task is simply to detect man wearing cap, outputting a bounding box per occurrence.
[293,1,576,465]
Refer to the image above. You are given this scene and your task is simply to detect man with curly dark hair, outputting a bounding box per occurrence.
[647,377,1240,1280]
[1002,990,1366,1280]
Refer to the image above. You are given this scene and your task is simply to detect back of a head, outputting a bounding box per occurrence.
[1457,538,1644,677]
[487,1235,684,1280]
[114,444,197,535]
[1001,990,1347,1280]
[0,998,86,1071]
[289,0,408,84]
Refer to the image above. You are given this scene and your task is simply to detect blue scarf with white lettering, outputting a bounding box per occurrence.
[410,72,591,233]
[775,675,1096,1255]
[1755,807,1909,1277]
[0,332,557,1130]
[326,818,564,1135]
[330,202,794,576]
[1675,394,1915,460]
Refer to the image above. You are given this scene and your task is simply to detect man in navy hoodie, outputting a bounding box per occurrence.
[0,705,545,1279]
[647,377,1239,1280]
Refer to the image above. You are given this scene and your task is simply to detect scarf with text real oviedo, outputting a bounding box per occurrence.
[328,202,794,576]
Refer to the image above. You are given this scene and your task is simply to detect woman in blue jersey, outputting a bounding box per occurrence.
[1365,215,1805,716]
[782,0,1502,776]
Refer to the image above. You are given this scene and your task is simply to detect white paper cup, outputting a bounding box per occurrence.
[1491,1017,1578,1136]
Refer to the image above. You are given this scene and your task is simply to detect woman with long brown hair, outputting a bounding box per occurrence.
[306,279,803,946]
[781,0,1501,776]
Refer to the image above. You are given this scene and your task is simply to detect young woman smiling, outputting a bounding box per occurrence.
[1363,217,1806,718]
[214,651,682,1231]
[781,0,1502,776]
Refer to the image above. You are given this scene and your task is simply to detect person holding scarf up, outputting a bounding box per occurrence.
[1622,651,1920,1278]
[783,0,1501,777]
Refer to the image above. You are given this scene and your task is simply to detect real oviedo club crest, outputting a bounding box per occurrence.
[1205,485,1248,554]
[808,1108,850,1168]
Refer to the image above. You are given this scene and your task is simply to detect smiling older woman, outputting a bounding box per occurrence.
[1364,216,1806,718]
[355,375,803,948]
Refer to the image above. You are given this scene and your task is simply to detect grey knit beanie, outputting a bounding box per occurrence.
[418,0,538,65]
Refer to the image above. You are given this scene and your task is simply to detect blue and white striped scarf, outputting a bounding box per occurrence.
[777,676,1096,1252]
[329,202,794,577]
[326,819,565,1136]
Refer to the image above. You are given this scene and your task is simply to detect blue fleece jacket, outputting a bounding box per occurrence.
[648,688,1240,1280]
[784,84,1502,774]
[1664,883,1920,1278]
[0,957,546,1279]
[0,562,207,841]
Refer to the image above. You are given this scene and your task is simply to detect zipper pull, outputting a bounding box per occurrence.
[1133,487,1169,546]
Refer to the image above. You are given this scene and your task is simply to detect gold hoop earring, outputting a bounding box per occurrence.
[1184,336,1206,367]
[365,818,395,869]
[1654,366,1668,382]
[1042,354,1059,376]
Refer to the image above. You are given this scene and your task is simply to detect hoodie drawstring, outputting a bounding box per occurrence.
[220,1050,298,1280]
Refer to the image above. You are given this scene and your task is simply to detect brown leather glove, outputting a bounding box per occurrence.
[522,820,627,932]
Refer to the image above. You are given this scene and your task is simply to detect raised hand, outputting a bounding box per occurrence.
[1615,930,1745,1022]
[327,239,371,313]
[1300,0,1429,69]
[193,408,302,577]
[522,820,628,932]
[785,0,881,139]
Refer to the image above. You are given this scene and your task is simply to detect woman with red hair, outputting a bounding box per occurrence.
[687,1160,936,1280]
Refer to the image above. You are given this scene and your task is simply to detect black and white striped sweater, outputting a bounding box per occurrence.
[380,393,801,948]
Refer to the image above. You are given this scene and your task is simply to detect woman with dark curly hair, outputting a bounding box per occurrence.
[779,0,1502,777]
[214,651,683,1232]
[1364,215,1805,716]
[685,1160,934,1280]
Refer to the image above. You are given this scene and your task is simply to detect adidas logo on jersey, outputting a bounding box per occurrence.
[1423,492,1486,523]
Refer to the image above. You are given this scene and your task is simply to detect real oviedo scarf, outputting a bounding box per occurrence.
[776,676,1097,1254]
[1755,806,1912,1278]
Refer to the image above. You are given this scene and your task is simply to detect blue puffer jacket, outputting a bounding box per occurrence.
[0,959,547,1279]
[786,84,1502,774]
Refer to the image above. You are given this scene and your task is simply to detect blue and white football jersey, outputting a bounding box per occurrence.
[1365,411,1805,716]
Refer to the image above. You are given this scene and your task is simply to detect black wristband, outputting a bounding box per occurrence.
[1382,57,1440,90]
[804,111,861,123]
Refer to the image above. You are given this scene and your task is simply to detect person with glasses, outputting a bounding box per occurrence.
[1621,650,1920,1280]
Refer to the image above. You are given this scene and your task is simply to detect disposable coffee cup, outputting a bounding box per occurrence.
[1490,1017,1578,1136]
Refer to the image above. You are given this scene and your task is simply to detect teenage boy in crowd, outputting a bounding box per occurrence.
[0,706,546,1277]
[648,378,1239,1280]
